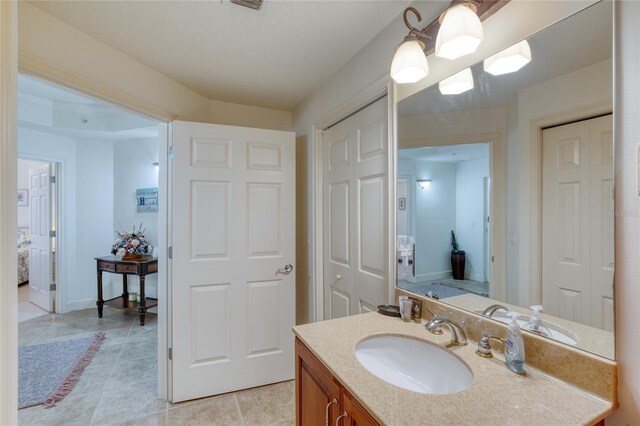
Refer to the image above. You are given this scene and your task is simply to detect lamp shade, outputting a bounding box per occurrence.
[439,67,474,95]
[484,40,532,75]
[391,40,429,84]
[435,3,483,60]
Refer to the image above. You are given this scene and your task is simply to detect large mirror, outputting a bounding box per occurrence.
[395,1,613,359]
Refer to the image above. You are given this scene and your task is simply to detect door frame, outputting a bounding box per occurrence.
[19,156,60,313]
[398,133,506,301]
[311,75,396,322]
[525,102,612,307]
[8,53,173,411]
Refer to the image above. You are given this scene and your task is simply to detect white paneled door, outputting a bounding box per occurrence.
[542,114,613,330]
[28,164,53,312]
[323,96,389,320]
[170,121,295,402]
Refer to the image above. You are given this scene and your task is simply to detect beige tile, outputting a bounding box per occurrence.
[94,410,167,426]
[91,379,166,425]
[105,355,157,387]
[166,393,242,426]
[235,381,295,426]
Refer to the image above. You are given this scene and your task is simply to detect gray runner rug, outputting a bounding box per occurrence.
[19,332,106,409]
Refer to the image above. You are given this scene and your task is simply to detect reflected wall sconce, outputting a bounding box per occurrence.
[483,40,532,75]
[439,67,474,95]
[153,162,159,172]
[390,1,509,84]
[391,7,430,84]
[417,179,432,189]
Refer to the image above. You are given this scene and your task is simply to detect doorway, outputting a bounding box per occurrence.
[17,158,56,321]
[16,73,164,423]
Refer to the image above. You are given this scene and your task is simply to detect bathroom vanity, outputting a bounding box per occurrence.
[293,310,615,425]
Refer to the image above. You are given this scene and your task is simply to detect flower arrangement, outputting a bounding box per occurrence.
[111,224,152,258]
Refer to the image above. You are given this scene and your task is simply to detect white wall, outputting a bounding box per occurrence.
[73,139,115,308]
[18,2,293,131]
[455,157,489,282]
[400,160,456,279]
[113,137,160,298]
[16,158,47,228]
[18,128,115,312]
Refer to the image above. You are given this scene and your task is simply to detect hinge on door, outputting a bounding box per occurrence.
[168,145,174,160]
[50,284,56,291]
[168,348,173,360]
[50,230,56,238]
[49,176,56,184]
[168,246,173,259]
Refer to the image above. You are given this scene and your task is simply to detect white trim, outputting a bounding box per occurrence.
[312,75,392,322]
[158,122,170,401]
[0,2,18,424]
[525,102,612,306]
[398,132,506,301]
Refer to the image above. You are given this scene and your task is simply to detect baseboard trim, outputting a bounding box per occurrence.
[467,273,485,282]
[64,299,96,313]
[412,271,452,282]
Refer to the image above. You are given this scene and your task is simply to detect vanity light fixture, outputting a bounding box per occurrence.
[153,162,159,172]
[435,3,484,60]
[439,67,474,95]
[483,40,532,75]
[390,7,430,84]
[417,179,432,189]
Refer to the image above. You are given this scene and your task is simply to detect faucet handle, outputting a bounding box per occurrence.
[476,334,505,358]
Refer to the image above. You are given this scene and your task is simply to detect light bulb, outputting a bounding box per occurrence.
[391,40,429,84]
[435,3,484,60]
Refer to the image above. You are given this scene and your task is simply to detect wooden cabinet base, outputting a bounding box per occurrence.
[295,338,378,426]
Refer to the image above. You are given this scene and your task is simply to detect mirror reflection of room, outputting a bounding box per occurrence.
[396,1,613,359]
[397,143,490,299]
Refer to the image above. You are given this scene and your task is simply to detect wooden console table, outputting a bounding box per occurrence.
[95,255,158,326]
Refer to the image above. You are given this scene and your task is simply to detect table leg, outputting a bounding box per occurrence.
[122,274,129,308]
[96,269,104,318]
[138,274,147,326]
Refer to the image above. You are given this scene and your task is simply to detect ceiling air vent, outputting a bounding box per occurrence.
[231,0,263,11]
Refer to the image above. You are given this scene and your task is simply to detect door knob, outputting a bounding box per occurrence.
[277,264,294,274]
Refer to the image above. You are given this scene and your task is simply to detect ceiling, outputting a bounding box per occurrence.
[18,74,158,141]
[29,0,414,111]
[398,1,612,117]
[398,142,490,163]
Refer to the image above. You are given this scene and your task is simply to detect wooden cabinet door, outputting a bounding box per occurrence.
[342,389,379,426]
[296,338,341,426]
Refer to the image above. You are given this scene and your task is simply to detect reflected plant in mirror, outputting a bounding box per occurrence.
[395,2,614,359]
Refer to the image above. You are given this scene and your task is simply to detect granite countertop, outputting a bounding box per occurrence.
[293,312,615,426]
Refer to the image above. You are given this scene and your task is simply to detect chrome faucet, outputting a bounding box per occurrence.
[475,334,505,358]
[481,304,508,317]
[425,317,467,346]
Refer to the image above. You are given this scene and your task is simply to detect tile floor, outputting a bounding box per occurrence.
[18,284,49,323]
[18,308,295,426]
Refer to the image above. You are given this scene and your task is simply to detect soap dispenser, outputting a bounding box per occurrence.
[504,312,526,374]
[522,305,552,338]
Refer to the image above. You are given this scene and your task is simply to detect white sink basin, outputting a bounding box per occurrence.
[485,312,578,346]
[355,335,473,395]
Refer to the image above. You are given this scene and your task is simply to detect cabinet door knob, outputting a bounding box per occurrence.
[336,411,348,426]
[325,398,337,426]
